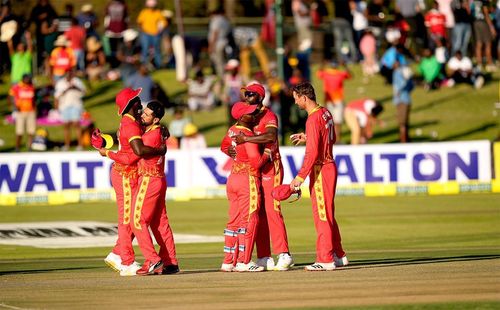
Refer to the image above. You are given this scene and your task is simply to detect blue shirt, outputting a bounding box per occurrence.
[381,47,408,69]
[393,67,413,105]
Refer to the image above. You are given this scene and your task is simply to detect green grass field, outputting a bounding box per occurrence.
[0,194,499,309]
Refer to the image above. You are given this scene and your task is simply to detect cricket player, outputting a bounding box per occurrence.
[289,82,348,271]
[219,102,272,272]
[98,88,167,276]
[231,83,293,271]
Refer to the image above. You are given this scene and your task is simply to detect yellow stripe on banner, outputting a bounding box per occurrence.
[273,161,282,211]
[365,184,397,197]
[133,176,150,230]
[494,143,500,181]
[428,182,460,195]
[123,176,132,225]
[249,176,258,216]
[0,194,16,206]
[313,165,327,222]
[491,180,500,193]
[48,190,80,205]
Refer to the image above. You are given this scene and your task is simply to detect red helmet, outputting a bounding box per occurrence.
[241,83,265,98]
[271,184,302,202]
[231,101,258,119]
[115,87,142,115]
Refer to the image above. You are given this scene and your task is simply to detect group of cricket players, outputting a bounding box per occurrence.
[94,81,348,276]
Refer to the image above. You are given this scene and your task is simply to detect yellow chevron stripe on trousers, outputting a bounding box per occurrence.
[313,165,327,221]
[122,176,132,225]
[273,160,282,211]
[133,176,150,230]
[249,175,258,216]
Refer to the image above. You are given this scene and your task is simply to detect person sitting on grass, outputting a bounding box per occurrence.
[418,48,443,91]
[446,50,484,89]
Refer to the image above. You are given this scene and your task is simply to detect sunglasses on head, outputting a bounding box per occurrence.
[245,91,258,97]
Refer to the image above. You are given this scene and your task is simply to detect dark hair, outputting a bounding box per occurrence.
[371,102,384,117]
[292,82,316,102]
[147,100,165,120]
[122,96,141,115]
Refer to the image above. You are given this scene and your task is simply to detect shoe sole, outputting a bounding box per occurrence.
[138,265,164,276]
[104,260,121,273]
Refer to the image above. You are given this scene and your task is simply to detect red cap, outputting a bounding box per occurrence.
[231,102,258,119]
[115,87,142,115]
[241,83,265,98]
[271,184,302,202]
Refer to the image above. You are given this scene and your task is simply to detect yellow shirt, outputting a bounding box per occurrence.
[137,8,167,35]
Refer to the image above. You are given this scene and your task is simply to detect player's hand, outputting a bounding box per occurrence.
[159,143,167,155]
[98,148,107,157]
[228,145,236,159]
[160,125,170,140]
[290,178,302,191]
[232,132,247,145]
[290,133,306,145]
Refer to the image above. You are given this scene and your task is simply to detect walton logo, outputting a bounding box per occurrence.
[201,157,233,185]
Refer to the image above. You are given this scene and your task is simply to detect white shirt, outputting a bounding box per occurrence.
[447,56,473,71]
[180,134,207,150]
[54,77,86,110]
[437,0,455,27]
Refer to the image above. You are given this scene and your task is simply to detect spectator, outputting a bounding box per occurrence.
[222,59,244,126]
[77,4,99,38]
[350,0,368,61]
[380,44,408,84]
[471,0,497,72]
[418,48,443,90]
[49,35,76,83]
[168,107,190,144]
[436,0,455,41]
[366,0,386,50]
[137,0,166,69]
[292,0,312,59]
[393,60,414,143]
[180,123,207,150]
[116,28,140,81]
[0,3,21,77]
[451,0,472,56]
[187,70,216,111]
[9,74,36,151]
[316,61,351,143]
[446,50,485,89]
[57,3,74,33]
[344,98,384,145]
[395,0,426,54]
[332,0,356,63]
[359,28,379,77]
[233,26,270,81]
[39,8,58,67]
[425,1,448,50]
[65,18,86,72]
[54,69,86,150]
[85,36,106,81]
[29,0,58,69]
[207,7,232,78]
[7,31,32,84]
[104,0,128,63]
[125,64,154,103]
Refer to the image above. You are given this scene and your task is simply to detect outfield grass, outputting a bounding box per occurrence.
[1,65,498,151]
[0,194,499,309]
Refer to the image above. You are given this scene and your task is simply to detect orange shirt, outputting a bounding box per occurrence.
[9,82,35,112]
[317,68,350,102]
[49,47,76,76]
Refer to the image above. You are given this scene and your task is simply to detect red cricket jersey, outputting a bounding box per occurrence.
[107,114,142,175]
[254,106,281,175]
[317,69,351,102]
[296,106,335,181]
[425,10,447,37]
[221,125,267,177]
[9,82,35,112]
[138,125,164,177]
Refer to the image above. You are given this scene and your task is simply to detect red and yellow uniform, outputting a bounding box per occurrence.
[130,125,178,266]
[295,106,345,263]
[49,47,76,77]
[253,107,290,258]
[9,82,35,112]
[105,114,142,266]
[220,125,268,265]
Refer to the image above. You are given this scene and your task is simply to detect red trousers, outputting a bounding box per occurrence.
[131,176,178,266]
[255,160,290,257]
[110,168,137,266]
[224,173,261,265]
[309,162,345,263]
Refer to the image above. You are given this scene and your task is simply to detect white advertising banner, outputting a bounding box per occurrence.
[0,140,492,194]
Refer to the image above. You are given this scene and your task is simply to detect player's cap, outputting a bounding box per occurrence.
[115,87,142,115]
[231,102,258,120]
[241,83,265,99]
[272,184,301,202]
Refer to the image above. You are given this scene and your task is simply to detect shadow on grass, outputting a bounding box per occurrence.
[0,266,100,276]
[412,91,467,114]
[368,120,440,143]
[438,122,498,141]
[294,254,500,269]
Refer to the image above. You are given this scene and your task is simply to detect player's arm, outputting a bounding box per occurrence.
[100,148,140,165]
[130,138,166,156]
[292,119,320,187]
[234,126,277,145]
[245,142,271,170]
[220,133,235,158]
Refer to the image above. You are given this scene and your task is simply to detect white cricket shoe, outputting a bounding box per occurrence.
[120,262,141,276]
[274,253,294,271]
[305,262,336,271]
[334,254,349,267]
[234,261,264,272]
[220,263,234,272]
[104,252,122,272]
[256,256,275,271]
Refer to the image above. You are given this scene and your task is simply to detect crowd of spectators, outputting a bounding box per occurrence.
[1,0,499,150]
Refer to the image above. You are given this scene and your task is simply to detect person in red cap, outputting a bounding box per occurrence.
[97,87,167,276]
[289,82,348,271]
[219,102,272,272]
[229,82,293,271]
